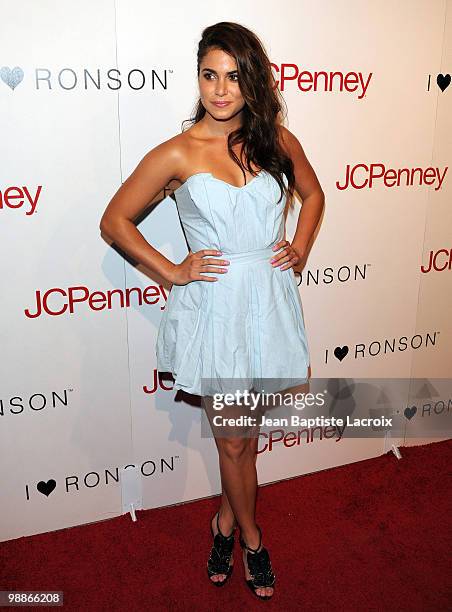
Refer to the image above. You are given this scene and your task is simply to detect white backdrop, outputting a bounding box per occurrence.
[1,0,451,542]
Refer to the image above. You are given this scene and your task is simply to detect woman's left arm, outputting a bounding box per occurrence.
[277,125,325,264]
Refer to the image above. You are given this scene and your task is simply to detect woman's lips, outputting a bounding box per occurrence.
[212,101,232,107]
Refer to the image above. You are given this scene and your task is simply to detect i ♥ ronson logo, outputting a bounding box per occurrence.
[24,458,180,500]
[0,65,172,91]
[325,331,440,364]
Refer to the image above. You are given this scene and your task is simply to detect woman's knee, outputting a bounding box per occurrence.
[217,436,251,462]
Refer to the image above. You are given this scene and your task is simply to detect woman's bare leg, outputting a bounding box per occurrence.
[204,396,273,597]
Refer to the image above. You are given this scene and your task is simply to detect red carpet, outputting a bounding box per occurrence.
[1,440,451,611]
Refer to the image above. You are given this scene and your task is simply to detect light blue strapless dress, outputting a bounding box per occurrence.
[156,170,310,396]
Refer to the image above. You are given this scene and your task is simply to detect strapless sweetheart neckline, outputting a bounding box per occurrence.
[173,169,265,195]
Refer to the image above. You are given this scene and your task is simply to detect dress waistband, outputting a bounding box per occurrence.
[214,245,276,265]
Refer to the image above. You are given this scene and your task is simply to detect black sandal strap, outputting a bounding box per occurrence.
[239,524,262,553]
[246,546,276,588]
[207,512,236,576]
[240,525,276,589]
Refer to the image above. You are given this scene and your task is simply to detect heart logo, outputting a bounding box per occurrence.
[334,346,349,361]
[37,479,57,496]
[437,73,451,92]
[0,66,24,90]
[404,405,417,420]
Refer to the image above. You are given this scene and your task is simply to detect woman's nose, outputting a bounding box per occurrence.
[215,78,228,95]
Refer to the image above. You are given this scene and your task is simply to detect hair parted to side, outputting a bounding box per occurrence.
[181,21,295,204]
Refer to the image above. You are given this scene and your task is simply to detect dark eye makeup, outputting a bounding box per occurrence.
[202,70,239,81]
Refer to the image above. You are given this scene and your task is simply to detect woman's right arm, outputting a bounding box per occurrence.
[99,138,183,284]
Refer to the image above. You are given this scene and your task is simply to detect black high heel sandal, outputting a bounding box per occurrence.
[207,511,236,587]
[239,525,276,600]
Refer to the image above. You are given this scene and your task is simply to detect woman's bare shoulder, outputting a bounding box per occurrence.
[277,124,300,156]
[145,127,197,181]
[99,129,197,227]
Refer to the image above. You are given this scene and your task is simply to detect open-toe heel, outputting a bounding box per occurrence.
[239,525,276,600]
[207,511,236,587]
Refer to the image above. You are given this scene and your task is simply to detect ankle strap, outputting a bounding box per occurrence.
[242,525,262,553]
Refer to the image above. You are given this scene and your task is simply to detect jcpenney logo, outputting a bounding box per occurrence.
[1,184,41,215]
[146,370,175,394]
[337,163,448,190]
[421,248,452,273]
[0,65,171,91]
[270,65,373,98]
[258,427,345,453]
[25,284,170,318]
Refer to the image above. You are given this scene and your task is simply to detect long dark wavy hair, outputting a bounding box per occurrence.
[181,21,295,204]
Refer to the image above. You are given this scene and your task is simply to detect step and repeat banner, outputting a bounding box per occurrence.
[1,0,451,541]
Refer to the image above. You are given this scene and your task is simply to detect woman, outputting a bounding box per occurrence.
[100,22,324,600]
